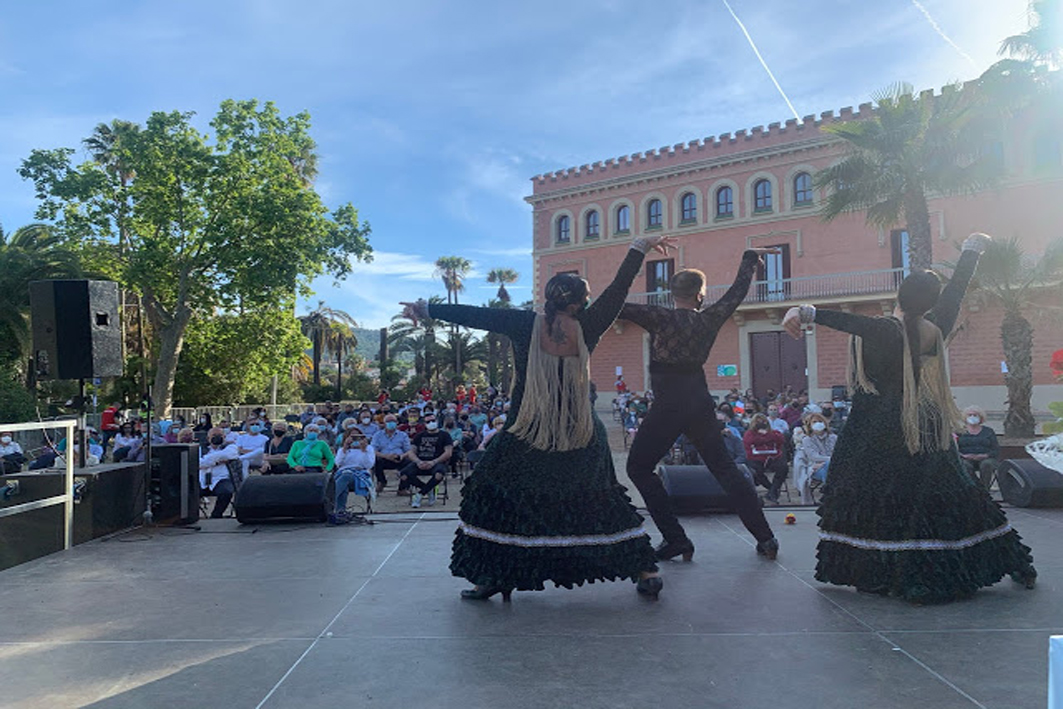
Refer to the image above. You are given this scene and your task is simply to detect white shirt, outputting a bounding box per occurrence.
[335,445,375,471]
[199,443,239,490]
[236,432,269,455]
[114,434,142,449]
[768,416,790,435]
[222,430,239,444]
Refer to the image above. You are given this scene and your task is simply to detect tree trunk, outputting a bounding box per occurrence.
[1001,308,1036,438]
[151,307,193,418]
[424,328,435,387]
[312,331,322,386]
[500,334,513,395]
[487,334,498,387]
[336,343,343,400]
[903,191,934,271]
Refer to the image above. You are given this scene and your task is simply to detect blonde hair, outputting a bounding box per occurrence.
[963,405,986,421]
[804,413,828,434]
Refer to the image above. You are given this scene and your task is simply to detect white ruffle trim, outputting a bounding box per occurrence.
[458,521,649,548]
[819,523,1013,551]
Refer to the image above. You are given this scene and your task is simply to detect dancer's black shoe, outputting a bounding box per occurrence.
[1011,567,1037,590]
[636,576,663,599]
[756,537,779,560]
[461,586,513,602]
[654,539,694,562]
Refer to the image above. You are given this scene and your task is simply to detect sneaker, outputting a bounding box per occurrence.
[427,489,437,506]
[411,493,422,508]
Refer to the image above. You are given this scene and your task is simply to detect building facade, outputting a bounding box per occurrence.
[527,90,1063,415]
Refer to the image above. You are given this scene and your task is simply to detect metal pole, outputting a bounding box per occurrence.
[64,420,74,550]
[78,379,87,469]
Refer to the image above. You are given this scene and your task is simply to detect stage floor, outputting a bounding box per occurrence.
[0,506,1059,709]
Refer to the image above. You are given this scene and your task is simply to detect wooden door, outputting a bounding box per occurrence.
[750,331,807,398]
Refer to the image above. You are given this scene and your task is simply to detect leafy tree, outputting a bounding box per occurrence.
[434,255,472,379]
[0,223,83,374]
[1000,0,1062,68]
[18,100,372,415]
[486,267,519,303]
[0,366,37,424]
[389,295,444,386]
[815,83,996,270]
[964,237,1063,437]
[299,302,358,389]
[172,306,309,407]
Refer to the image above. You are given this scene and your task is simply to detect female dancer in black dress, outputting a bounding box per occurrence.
[782,233,1036,603]
[402,235,674,600]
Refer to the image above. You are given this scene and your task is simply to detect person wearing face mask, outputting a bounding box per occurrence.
[193,412,213,433]
[112,423,144,463]
[354,411,379,438]
[370,414,411,493]
[766,404,790,436]
[467,406,487,432]
[957,406,1000,490]
[199,427,240,518]
[331,431,376,523]
[399,407,425,436]
[261,424,294,474]
[216,420,238,445]
[401,233,672,601]
[285,424,335,474]
[617,253,784,561]
[336,403,357,428]
[0,431,25,473]
[396,414,453,508]
[236,419,269,479]
[743,413,789,504]
[794,413,838,504]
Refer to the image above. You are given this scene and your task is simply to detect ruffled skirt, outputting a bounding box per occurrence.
[450,415,657,590]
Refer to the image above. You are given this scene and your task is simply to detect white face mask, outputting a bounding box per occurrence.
[966,416,981,425]
[361,417,371,423]
[425,422,439,431]
[811,421,827,432]
[1,436,11,444]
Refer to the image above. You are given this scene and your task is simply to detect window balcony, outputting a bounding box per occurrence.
[626,267,906,307]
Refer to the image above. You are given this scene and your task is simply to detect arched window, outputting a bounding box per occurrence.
[716,186,734,217]
[646,199,663,229]
[680,192,697,223]
[585,210,600,240]
[616,205,631,233]
[793,172,813,206]
[754,179,773,212]
[556,215,570,244]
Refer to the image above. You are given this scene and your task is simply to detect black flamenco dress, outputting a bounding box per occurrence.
[813,249,1035,603]
[429,249,658,591]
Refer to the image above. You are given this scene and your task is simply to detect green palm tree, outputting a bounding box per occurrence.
[486,267,519,303]
[324,320,358,399]
[299,302,358,388]
[1000,0,1062,68]
[965,237,1063,437]
[434,256,472,378]
[0,223,83,376]
[389,295,444,385]
[815,83,997,271]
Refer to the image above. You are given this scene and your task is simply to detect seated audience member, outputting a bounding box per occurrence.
[780,398,804,429]
[743,413,788,504]
[336,417,359,447]
[794,413,837,504]
[355,410,379,438]
[286,423,335,474]
[957,406,1000,489]
[443,414,474,474]
[112,423,144,463]
[370,414,410,493]
[193,413,213,432]
[0,431,26,473]
[261,423,294,474]
[720,424,753,478]
[717,402,745,435]
[176,427,196,444]
[57,429,104,464]
[336,403,357,428]
[217,420,238,444]
[236,419,269,479]
[28,437,59,470]
[331,430,376,523]
[399,407,425,436]
[199,427,240,518]
[766,403,790,435]
[397,413,452,508]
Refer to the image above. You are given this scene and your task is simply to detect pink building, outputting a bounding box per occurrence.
[528,89,1063,416]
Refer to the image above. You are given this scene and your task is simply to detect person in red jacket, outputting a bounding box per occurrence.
[743,413,788,504]
[100,402,122,455]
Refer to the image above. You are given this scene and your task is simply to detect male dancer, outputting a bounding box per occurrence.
[620,248,779,561]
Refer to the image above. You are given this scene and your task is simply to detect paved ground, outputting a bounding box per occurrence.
[1,408,1059,708]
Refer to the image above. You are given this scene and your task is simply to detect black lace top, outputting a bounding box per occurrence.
[618,250,759,373]
[428,248,646,419]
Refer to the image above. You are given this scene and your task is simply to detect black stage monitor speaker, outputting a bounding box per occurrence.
[150,444,201,525]
[998,458,1063,508]
[659,464,742,512]
[234,473,334,524]
[30,280,123,380]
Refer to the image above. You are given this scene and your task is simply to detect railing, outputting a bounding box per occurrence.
[0,419,76,550]
[627,267,905,307]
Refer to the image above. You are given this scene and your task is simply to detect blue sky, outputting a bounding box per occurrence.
[0,0,1032,328]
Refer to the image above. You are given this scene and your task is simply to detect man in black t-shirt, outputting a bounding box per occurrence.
[397,413,452,508]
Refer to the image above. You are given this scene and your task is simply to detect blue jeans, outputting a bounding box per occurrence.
[813,462,829,483]
[334,468,370,512]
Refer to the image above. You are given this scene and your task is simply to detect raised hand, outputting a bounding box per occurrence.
[644,235,678,256]
[782,306,804,339]
[749,246,783,268]
[399,299,429,325]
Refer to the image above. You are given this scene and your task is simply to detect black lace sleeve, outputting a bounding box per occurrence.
[814,309,902,346]
[701,250,758,331]
[579,247,646,349]
[927,249,979,338]
[427,304,533,341]
[618,302,667,330]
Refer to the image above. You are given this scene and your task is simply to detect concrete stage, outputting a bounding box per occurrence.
[0,506,1059,709]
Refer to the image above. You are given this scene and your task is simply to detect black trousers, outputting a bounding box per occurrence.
[397,462,447,493]
[749,458,788,501]
[209,478,235,519]
[626,371,774,545]
[373,457,404,486]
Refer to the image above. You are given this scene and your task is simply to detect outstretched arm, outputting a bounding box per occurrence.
[783,304,901,345]
[424,303,533,341]
[701,250,760,331]
[927,238,984,338]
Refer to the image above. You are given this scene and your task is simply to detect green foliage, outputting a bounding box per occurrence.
[173,307,309,407]
[0,366,38,423]
[1044,401,1063,434]
[18,100,373,413]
